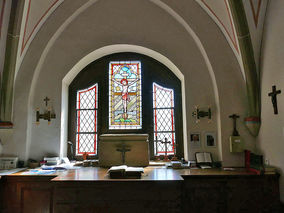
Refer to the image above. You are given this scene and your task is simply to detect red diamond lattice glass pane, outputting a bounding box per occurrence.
[153,83,175,156]
[76,84,98,155]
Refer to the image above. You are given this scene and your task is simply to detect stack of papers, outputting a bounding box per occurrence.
[21,169,56,175]
[0,168,26,175]
[41,163,80,170]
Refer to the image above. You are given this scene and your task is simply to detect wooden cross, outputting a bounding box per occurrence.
[160,138,171,156]
[229,114,240,136]
[44,97,50,107]
[268,85,281,114]
[116,143,131,164]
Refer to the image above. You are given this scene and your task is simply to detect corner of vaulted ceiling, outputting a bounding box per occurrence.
[195,0,245,80]
[15,0,64,79]
[195,0,268,83]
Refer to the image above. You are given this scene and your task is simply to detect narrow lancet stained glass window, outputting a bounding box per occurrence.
[76,84,98,155]
[109,61,142,129]
[153,83,175,156]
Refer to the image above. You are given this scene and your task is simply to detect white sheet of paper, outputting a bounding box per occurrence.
[204,153,212,162]
[196,153,205,163]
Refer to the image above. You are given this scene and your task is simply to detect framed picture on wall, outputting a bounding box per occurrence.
[189,132,201,148]
[205,132,216,147]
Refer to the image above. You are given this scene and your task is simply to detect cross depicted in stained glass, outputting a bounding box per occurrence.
[109,61,142,129]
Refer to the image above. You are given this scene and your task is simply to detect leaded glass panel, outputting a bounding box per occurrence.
[76,84,98,155]
[153,83,175,156]
[109,61,142,129]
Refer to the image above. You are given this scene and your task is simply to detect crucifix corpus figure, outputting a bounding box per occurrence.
[116,143,131,164]
[118,78,138,118]
[268,85,281,114]
[229,114,240,136]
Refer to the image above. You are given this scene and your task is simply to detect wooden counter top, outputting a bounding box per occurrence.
[51,166,183,182]
[4,166,273,182]
[177,168,259,176]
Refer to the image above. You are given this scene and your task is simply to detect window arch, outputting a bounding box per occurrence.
[68,53,183,159]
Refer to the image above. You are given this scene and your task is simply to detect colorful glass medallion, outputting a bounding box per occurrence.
[109,61,142,129]
[76,84,98,155]
[153,83,175,156]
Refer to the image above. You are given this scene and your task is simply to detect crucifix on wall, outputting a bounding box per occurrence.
[44,97,50,107]
[268,85,281,114]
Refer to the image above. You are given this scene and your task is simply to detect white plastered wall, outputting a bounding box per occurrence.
[257,1,284,202]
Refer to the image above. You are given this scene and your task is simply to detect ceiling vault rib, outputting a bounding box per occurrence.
[228,0,261,137]
[0,0,24,127]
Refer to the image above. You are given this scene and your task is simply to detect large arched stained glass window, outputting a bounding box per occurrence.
[69,53,183,160]
[76,84,98,155]
[109,61,142,129]
[153,83,175,156]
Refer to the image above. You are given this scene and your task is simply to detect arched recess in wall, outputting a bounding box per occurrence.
[60,45,188,159]
[23,0,222,161]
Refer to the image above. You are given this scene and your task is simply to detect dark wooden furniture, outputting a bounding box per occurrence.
[0,175,56,213]
[179,169,281,213]
[52,167,183,213]
[0,167,281,213]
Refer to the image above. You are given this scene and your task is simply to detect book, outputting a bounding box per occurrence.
[264,165,277,172]
[171,161,182,169]
[196,152,212,163]
[245,150,265,174]
[108,165,144,178]
[195,152,213,169]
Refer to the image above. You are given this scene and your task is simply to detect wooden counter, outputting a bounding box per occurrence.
[52,166,183,182]
[8,167,262,180]
[0,167,281,213]
[177,167,258,176]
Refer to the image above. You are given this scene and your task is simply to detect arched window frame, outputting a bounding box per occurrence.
[68,53,183,160]
[75,84,98,155]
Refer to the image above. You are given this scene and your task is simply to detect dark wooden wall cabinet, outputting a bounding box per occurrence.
[0,170,282,213]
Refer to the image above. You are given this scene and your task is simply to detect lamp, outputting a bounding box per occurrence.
[192,105,212,123]
[36,97,56,125]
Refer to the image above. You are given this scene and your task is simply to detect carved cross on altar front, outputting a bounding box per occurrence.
[268,85,281,114]
[116,143,131,164]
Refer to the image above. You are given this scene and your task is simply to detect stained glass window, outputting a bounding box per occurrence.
[76,84,98,155]
[153,83,175,156]
[109,61,142,129]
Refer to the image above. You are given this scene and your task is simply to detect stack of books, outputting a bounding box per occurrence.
[108,165,144,179]
[44,157,60,166]
[169,161,190,169]
[263,165,277,174]
[245,150,277,174]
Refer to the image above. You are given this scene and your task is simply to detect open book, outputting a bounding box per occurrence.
[195,152,213,169]
[108,165,144,178]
